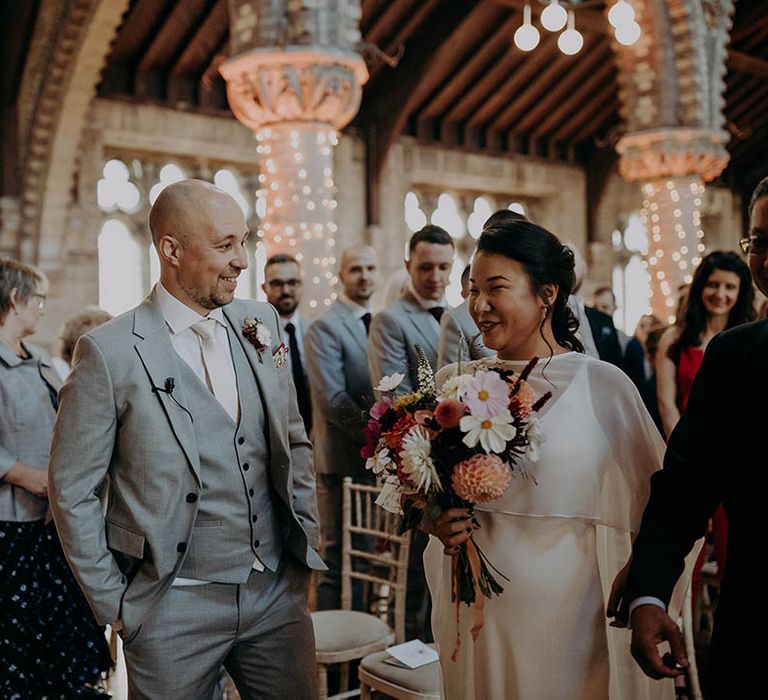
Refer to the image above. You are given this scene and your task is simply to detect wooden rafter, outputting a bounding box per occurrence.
[531,59,614,139]
[108,0,176,64]
[171,0,227,77]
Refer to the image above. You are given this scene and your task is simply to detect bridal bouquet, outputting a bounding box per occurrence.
[362,348,552,658]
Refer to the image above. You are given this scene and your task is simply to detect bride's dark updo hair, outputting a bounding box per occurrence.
[475,220,585,354]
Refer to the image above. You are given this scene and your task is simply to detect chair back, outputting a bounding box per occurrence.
[341,477,411,643]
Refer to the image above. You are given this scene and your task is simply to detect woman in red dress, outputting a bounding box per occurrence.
[656,251,755,597]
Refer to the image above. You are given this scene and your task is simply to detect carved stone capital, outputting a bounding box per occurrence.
[616,128,730,182]
[219,49,368,131]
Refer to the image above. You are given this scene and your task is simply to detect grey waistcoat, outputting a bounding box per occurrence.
[176,328,282,581]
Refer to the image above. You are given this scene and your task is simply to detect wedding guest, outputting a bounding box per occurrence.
[368,224,454,641]
[425,220,686,699]
[305,245,378,610]
[53,306,113,380]
[617,176,768,699]
[48,181,323,698]
[1,258,111,699]
[591,286,630,352]
[262,253,312,433]
[623,314,663,396]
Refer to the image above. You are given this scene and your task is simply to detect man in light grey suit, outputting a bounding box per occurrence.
[48,180,324,699]
[368,224,454,640]
[305,245,377,610]
[438,263,493,369]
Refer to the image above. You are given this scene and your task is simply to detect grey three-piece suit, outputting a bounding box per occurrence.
[48,291,324,699]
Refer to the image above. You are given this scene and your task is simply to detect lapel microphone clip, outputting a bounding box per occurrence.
[152,376,193,422]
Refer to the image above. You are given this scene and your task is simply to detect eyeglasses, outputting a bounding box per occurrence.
[739,237,768,256]
[267,279,301,289]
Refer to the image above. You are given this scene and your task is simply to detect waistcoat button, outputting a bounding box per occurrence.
[176,542,187,553]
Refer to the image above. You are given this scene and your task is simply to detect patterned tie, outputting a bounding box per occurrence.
[190,319,239,422]
[428,306,445,324]
[362,312,372,336]
[284,322,312,433]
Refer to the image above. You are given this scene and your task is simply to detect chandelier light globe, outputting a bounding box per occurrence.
[608,0,635,28]
[615,19,642,46]
[541,0,567,32]
[514,5,540,52]
[558,11,583,55]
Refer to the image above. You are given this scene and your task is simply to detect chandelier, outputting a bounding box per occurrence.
[513,0,641,55]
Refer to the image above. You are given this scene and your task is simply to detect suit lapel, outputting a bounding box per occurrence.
[402,294,439,356]
[223,303,290,465]
[133,295,201,484]
[339,304,367,352]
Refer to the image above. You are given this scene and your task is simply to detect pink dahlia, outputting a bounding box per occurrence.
[451,454,511,504]
[434,399,467,429]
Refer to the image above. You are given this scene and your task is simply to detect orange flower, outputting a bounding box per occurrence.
[384,413,416,450]
[451,454,512,504]
[434,399,467,429]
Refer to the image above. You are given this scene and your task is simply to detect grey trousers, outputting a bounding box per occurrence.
[121,557,316,700]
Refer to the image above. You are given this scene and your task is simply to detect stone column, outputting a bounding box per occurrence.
[219,0,367,314]
[610,0,735,321]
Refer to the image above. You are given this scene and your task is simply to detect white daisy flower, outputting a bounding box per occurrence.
[460,412,517,453]
[400,426,442,492]
[375,372,405,392]
[366,447,393,476]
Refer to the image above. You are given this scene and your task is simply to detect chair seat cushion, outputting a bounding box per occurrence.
[360,643,442,696]
[312,610,392,653]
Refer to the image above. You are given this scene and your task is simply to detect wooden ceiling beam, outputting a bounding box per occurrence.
[727,50,768,81]
[490,34,603,133]
[512,42,613,135]
[466,34,559,127]
[360,0,391,36]
[363,0,477,177]
[728,81,768,124]
[109,0,176,64]
[138,0,213,72]
[531,59,615,139]
[408,1,508,118]
[416,13,518,121]
[171,0,227,77]
[569,98,620,145]
[550,80,616,143]
[365,0,419,47]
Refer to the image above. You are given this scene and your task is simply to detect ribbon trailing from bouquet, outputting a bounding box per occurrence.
[450,537,486,662]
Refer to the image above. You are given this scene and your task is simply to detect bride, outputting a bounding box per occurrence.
[424,220,691,699]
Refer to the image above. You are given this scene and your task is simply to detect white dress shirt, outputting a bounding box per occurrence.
[339,292,371,330]
[406,280,446,328]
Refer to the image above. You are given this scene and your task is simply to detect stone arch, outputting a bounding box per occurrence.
[18,0,130,268]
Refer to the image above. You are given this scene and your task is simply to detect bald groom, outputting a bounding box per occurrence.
[49,180,324,699]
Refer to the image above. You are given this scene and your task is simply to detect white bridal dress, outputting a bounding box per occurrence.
[425,352,695,700]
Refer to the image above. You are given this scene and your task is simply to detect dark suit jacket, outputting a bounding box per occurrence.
[622,319,766,694]
[584,306,623,367]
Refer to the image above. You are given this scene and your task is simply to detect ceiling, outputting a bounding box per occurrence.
[18,0,768,201]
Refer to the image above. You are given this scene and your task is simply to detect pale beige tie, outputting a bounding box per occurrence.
[190,318,239,422]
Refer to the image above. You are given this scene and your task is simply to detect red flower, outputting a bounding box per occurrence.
[361,419,381,459]
[384,413,416,450]
[434,399,467,429]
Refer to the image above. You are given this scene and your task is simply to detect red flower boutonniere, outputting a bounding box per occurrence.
[242,317,272,364]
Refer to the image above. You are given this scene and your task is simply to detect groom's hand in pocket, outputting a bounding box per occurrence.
[424,508,476,555]
[630,605,689,680]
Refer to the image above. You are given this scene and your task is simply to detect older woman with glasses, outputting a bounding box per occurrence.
[0,257,111,699]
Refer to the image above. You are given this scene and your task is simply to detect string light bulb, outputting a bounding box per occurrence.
[558,11,583,55]
[615,20,642,45]
[514,4,540,51]
[541,0,567,32]
[608,0,635,28]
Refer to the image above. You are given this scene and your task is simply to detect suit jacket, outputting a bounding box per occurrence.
[48,292,323,636]
[584,306,624,367]
[437,299,493,369]
[622,319,766,689]
[368,291,440,396]
[304,300,373,476]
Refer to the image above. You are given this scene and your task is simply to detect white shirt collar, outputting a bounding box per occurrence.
[156,282,226,335]
[279,308,302,330]
[339,292,370,320]
[406,279,445,310]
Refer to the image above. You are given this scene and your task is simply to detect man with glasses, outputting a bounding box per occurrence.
[262,254,312,433]
[615,175,768,698]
